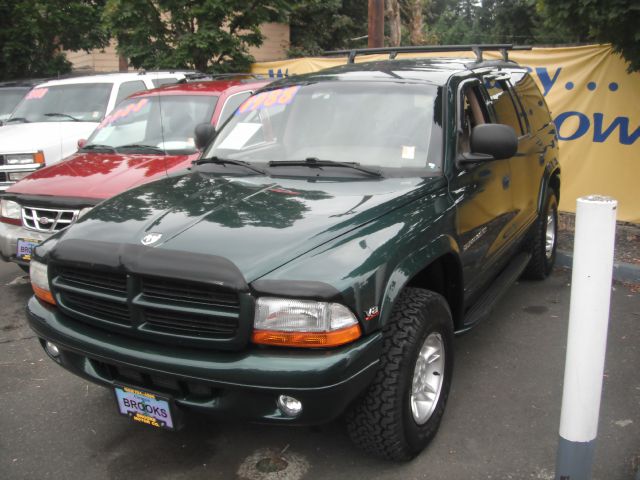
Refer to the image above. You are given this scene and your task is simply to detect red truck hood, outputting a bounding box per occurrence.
[7,152,197,199]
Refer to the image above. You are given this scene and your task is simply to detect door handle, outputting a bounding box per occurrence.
[502,175,510,189]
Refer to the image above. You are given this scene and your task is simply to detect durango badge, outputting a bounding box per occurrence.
[141,233,162,246]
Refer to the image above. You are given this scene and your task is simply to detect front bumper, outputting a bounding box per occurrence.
[27,296,382,425]
[0,221,52,265]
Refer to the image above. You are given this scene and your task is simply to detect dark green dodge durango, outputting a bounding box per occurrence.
[26,45,560,460]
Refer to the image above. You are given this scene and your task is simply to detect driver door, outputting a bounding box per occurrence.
[448,78,516,302]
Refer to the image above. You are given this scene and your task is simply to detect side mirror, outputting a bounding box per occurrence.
[77,138,87,149]
[194,123,216,150]
[458,124,518,165]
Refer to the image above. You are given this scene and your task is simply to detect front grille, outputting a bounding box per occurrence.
[141,277,239,308]
[57,266,127,294]
[143,308,237,337]
[0,172,6,182]
[22,206,79,232]
[52,265,246,348]
[63,291,130,326]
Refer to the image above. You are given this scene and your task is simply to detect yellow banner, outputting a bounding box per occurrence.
[252,45,640,223]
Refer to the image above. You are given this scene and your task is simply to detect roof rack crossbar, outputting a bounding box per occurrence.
[324,44,530,64]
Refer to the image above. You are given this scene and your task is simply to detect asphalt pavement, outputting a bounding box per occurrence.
[1,261,638,480]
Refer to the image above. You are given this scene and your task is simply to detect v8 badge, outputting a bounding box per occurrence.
[364,306,380,321]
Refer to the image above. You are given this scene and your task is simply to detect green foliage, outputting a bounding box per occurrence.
[104,0,291,73]
[539,0,640,72]
[0,0,109,80]
[288,0,368,56]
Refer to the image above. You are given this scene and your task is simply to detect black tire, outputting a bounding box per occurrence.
[522,189,558,280]
[346,288,454,461]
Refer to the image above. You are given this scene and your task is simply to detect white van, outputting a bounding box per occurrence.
[0,71,189,191]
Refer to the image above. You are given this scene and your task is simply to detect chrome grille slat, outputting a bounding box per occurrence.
[21,206,79,233]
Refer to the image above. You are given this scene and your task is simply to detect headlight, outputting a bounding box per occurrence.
[5,151,44,165]
[8,171,31,182]
[0,199,20,219]
[252,297,361,348]
[30,260,56,305]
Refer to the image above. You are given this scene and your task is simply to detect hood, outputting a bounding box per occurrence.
[0,122,98,165]
[52,172,444,282]
[7,152,196,200]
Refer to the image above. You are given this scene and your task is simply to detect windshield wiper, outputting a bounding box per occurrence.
[117,144,166,154]
[44,112,81,122]
[5,117,29,123]
[79,144,117,153]
[195,156,266,175]
[268,157,382,177]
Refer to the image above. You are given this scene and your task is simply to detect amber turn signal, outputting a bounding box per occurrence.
[33,284,56,305]
[33,151,45,164]
[252,324,361,348]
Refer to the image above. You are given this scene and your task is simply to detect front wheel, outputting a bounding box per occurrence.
[346,288,454,461]
[522,189,558,279]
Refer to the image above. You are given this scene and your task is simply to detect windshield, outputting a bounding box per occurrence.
[9,83,112,123]
[0,87,30,119]
[205,81,441,171]
[86,94,217,153]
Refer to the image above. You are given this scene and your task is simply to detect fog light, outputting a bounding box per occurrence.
[277,395,302,417]
[45,341,60,358]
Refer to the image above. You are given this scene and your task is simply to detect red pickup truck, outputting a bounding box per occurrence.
[0,78,269,269]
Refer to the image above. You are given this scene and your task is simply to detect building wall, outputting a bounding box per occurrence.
[65,40,122,73]
[65,23,290,72]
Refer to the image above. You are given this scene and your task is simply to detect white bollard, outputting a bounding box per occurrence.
[555,195,617,480]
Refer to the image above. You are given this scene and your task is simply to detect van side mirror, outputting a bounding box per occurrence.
[194,123,216,150]
[77,138,87,149]
[458,124,518,165]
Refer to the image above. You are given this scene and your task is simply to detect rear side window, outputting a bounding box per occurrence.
[510,72,552,133]
[115,80,147,105]
[152,78,178,87]
[217,91,252,127]
[485,79,525,136]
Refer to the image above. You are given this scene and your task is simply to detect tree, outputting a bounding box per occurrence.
[104,0,291,72]
[386,0,402,47]
[0,0,109,80]
[288,0,368,56]
[539,0,640,72]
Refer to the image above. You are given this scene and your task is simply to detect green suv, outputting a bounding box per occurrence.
[27,46,560,460]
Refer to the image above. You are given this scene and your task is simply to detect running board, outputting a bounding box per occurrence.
[455,252,531,334]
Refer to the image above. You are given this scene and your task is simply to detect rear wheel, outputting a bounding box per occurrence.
[346,288,454,461]
[523,189,558,280]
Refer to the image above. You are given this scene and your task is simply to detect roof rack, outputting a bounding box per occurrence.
[178,72,266,83]
[323,44,531,64]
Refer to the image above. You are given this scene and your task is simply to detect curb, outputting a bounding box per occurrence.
[556,250,640,283]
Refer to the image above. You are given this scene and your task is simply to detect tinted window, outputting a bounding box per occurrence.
[87,95,217,153]
[9,83,112,123]
[458,83,489,154]
[0,87,30,119]
[115,80,147,105]
[485,79,525,135]
[152,78,178,87]
[218,92,252,127]
[510,72,552,133]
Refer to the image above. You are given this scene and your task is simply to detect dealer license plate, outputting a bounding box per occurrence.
[16,238,40,262]
[114,385,174,430]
